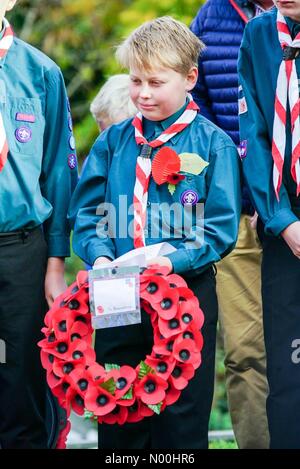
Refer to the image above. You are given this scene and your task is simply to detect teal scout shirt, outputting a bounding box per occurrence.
[238,8,300,236]
[0,35,77,256]
[69,102,241,275]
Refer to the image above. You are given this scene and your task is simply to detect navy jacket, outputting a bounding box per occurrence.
[191,0,257,215]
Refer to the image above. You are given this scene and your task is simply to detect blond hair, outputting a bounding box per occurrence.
[116,16,204,75]
[90,74,137,127]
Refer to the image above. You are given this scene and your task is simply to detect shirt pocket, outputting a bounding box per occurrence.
[4,96,44,156]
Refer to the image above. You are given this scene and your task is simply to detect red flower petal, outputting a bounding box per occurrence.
[166,173,185,185]
[135,373,168,405]
[152,147,181,185]
[85,385,116,416]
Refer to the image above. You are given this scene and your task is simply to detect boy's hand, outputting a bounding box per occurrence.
[250,211,258,230]
[93,256,112,267]
[147,256,173,273]
[45,257,67,308]
[281,221,300,259]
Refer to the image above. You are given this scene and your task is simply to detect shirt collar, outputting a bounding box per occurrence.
[285,16,300,40]
[143,98,189,142]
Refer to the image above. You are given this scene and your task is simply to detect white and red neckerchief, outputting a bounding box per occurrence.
[131,94,199,248]
[272,11,300,199]
[0,18,14,172]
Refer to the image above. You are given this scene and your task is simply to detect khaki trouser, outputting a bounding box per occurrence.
[216,214,270,449]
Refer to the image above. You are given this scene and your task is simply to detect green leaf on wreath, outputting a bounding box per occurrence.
[84,409,97,421]
[99,378,116,394]
[120,386,133,400]
[105,363,121,372]
[138,361,155,379]
[148,403,162,415]
[168,183,176,195]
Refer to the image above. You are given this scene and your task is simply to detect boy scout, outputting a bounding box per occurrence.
[0,0,77,448]
[70,17,241,449]
[238,0,300,449]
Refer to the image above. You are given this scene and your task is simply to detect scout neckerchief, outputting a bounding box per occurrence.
[273,11,300,199]
[0,18,13,172]
[132,94,199,248]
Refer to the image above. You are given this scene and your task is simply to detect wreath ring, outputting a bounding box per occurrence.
[39,266,204,439]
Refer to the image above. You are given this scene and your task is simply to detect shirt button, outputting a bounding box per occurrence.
[147,201,151,207]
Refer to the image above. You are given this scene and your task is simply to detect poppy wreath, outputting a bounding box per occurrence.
[39,266,204,437]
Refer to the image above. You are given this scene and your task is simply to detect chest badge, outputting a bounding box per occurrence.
[15,126,32,143]
[68,153,77,169]
[180,189,199,206]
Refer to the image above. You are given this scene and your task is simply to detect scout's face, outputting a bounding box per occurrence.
[274,1,300,22]
[129,66,198,121]
[0,0,17,24]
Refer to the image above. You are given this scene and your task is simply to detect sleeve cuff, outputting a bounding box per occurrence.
[265,209,299,236]
[46,235,70,257]
[165,249,191,274]
[87,244,115,266]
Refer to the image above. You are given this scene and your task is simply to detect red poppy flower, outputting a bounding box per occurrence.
[167,274,188,289]
[163,381,181,407]
[152,147,181,185]
[169,362,195,390]
[153,335,175,357]
[177,323,204,352]
[76,270,89,288]
[41,350,57,373]
[55,419,71,449]
[158,312,185,339]
[166,173,185,185]
[140,275,170,305]
[106,366,136,402]
[67,387,86,416]
[154,287,179,320]
[126,399,154,423]
[52,339,95,375]
[47,369,64,390]
[85,384,117,417]
[99,405,128,425]
[88,363,106,381]
[173,338,201,369]
[178,300,204,331]
[69,368,93,398]
[135,373,168,405]
[144,355,176,379]
[140,265,171,279]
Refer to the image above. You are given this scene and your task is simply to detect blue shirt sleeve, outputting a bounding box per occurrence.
[68,132,116,265]
[166,141,241,274]
[40,66,78,257]
[238,25,298,236]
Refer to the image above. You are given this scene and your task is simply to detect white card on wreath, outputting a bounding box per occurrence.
[89,265,141,329]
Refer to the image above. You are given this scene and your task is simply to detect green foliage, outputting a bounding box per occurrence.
[99,377,116,394]
[105,364,121,372]
[10,0,204,161]
[138,361,155,379]
[209,440,238,450]
[120,387,133,400]
[148,402,162,415]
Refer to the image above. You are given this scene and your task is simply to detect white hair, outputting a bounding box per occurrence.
[90,74,137,127]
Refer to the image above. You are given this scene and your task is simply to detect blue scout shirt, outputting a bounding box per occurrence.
[69,102,241,276]
[238,8,300,236]
[0,35,77,257]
